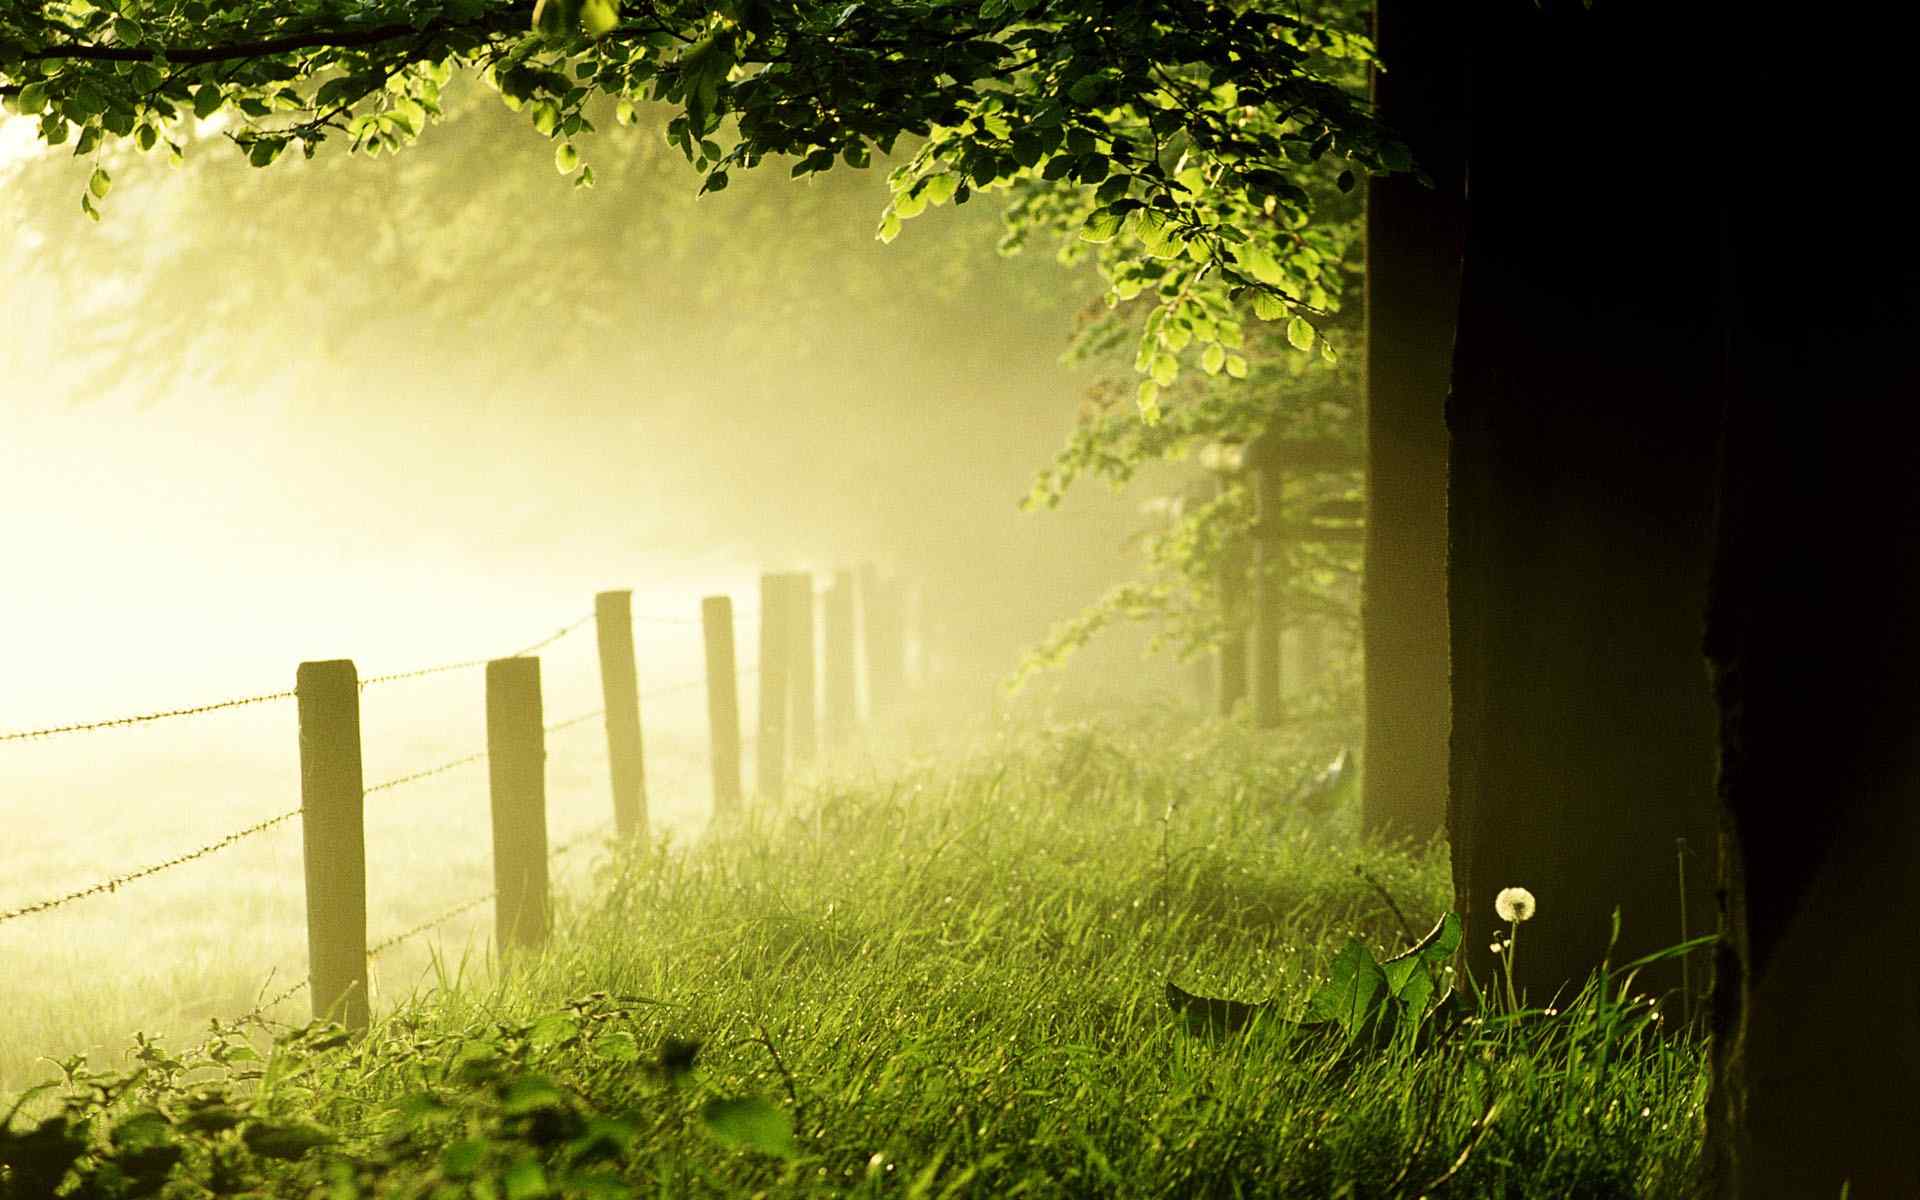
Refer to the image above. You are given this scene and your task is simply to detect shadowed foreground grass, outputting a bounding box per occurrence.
[0,717,1706,1198]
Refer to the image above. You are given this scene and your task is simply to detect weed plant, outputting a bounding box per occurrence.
[0,716,1706,1197]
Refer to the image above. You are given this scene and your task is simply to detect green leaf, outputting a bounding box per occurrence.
[615,99,637,126]
[15,82,47,115]
[555,141,580,173]
[528,1013,578,1050]
[1136,379,1161,423]
[594,1030,641,1064]
[1252,292,1286,321]
[1201,343,1226,376]
[700,1097,795,1158]
[500,1075,566,1114]
[242,1120,334,1160]
[1232,243,1286,287]
[580,0,620,37]
[1286,316,1315,352]
[87,167,111,199]
[1303,939,1388,1036]
[1224,353,1248,379]
[1079,208,1124,243]
[1150,352,1177,387]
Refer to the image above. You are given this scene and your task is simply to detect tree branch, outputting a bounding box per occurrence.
[14,12,520,66]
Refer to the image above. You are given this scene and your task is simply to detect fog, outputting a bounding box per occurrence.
[2,90,1170,728]
[0,89,1196,1085]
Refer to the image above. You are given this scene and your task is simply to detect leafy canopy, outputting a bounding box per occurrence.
[0,0,1401,402]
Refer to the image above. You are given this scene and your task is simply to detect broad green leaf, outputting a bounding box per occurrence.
[1252,292,1286,321]
[1232,243,1285,286]
[528,1013,578,1050]
[1286,316,1315,352]
[555,141,580,173]
[1201,343,1226,375]
[580,0,620,37]
[1224,353,1248,379]
[1151,352,1178,387]
[700,1096,795,1158]
[1080,208,1124,243]
[615,99,637,126]
[87,168,111,199]
[1303,939,1387,1036]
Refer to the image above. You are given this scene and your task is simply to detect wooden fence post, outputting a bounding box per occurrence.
[487,657,550,955]
[824,568,857,747]
[860,564,904,718]
[786,572,818,766]
[702,596,743,815]
[1252,464,1286,729]
[755,573,791,801]
[594,590,647,839]
[296,659,369,1033]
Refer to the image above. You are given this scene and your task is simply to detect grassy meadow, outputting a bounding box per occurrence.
[1,707,1709,1198]
[0,621,719,1094]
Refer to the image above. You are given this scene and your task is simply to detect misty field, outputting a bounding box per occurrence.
[2,715,1707,1198]
[0,617,725,1096]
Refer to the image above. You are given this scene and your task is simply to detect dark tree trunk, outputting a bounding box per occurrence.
[1446,0,1720,1002]
[1360,0,1467,843]
[1704,32,1920,1197]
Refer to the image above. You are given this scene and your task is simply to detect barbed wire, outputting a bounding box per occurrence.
[0,689,297,743]
[357,658,492,690]
[545,708,604,734]
[367,891,495,959]
[359,611,595,691]
[0,806,302,925]
[512,612,595,657]
[364,824,610,958]
[364,750,488,795]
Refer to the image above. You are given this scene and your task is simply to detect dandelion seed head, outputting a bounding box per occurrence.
[1495,886,1537,923]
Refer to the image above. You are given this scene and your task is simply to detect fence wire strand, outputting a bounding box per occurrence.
[0,689,297,743]
[360,611,594,691]
[364,750,489,795]
[545,708,604,734]
[0,806,302,925]
[364,823,610,958]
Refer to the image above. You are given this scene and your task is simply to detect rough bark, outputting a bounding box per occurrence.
[1704,32,1920,1197]
[1446,0,1719,1003]
[1359,0,1466,843]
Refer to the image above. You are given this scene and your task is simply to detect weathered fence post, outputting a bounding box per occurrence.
[487,657,550,955]
[860,563,904,718]
[756,573,791,801]
[594,590,647,839]
[1252,463,1286,729]
[296,659,369,1033]
[824,568,857,747]
[786,572,818,766]
[702,596,743,815]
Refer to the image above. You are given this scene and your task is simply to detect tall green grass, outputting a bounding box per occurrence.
[0,715,1707,1198]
